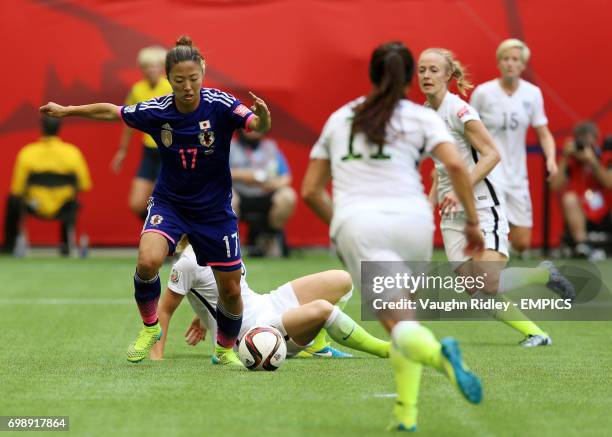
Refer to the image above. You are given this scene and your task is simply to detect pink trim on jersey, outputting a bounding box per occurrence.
[208,259,242,267]
[118,106,123,118]
[243,113,256,132]
[141,229,176,245]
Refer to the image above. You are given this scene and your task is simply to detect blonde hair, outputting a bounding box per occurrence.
[176,234,190,253]
[423,48,473,96]
[496,38,531,63]
[137,46,167,67]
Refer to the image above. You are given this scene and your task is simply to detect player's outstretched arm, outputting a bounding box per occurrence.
[246,91,271,133]
[40,102,121,121]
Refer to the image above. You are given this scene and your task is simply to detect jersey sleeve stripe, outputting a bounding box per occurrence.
[203,89,234,105]
[202,96,232,107]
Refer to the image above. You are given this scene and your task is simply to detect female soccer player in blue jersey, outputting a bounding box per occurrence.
[40,36,271,364]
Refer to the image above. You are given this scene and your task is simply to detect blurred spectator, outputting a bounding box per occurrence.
[230,129,296,256]
[110,46,171,220]
[550,121,612,258]
[2,116,92,256]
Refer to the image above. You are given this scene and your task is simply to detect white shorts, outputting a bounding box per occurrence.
[441,204,510,263]
[334,211,434,284]
[242,283,308,357]
[500,185,532,228]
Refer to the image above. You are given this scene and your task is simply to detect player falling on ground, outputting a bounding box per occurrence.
[302,41,485,432]
[150,241,390,362]
[470,39,557,257]
[40,36,271,364]
[418,48,575,347]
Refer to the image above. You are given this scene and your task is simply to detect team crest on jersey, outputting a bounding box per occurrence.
[150,214,163,225]
[161,123,173,147]
[522,101,531,113]
[457,106,470,119]
[169,268,180,284]
[199,131,215,149]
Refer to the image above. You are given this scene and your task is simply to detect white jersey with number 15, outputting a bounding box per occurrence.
[470,79,548,189]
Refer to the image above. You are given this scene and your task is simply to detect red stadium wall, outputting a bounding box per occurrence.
[1,0,610,248]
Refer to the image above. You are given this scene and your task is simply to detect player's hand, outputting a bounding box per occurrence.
[39,102,69,118]
[185,316,206,346]
[248,91,271,131]
[110,149,127,173]
[440,192,459,217]
[463,221,485,256]
[546,157,558,180]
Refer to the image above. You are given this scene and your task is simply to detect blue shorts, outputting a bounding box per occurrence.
[142,197,242,272]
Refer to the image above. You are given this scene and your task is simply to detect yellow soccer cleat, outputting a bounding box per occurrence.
[212,345,244,367]
[127,323,162,363]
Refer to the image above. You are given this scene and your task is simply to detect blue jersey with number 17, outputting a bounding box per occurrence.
[120,88,255,220]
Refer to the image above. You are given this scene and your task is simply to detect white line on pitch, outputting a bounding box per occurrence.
[0,299,132,305]
[370,393,397,398]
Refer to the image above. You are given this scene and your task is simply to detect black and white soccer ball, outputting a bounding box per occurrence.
[238,326,287,371]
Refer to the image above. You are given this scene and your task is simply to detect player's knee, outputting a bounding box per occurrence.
[311,299,334,321]
[219,280,242,302]
[512,239,530,253]
[328,270,353,302]
[137,256,162,278]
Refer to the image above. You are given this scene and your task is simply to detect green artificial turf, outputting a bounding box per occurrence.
[0,252,611,436]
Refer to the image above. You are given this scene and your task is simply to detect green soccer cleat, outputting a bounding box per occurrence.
[387,402,418,433]
[440,337,482,404]
[127,323,162,363]
[211,345,244,367]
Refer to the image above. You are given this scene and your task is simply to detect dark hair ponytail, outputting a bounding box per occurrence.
[165,35,205,75]
[352,41,414,146]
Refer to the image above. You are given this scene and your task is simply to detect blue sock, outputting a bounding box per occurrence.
[134,272,160,326]
[216,302,242,348]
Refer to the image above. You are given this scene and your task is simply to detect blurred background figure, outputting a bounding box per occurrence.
[2,116,91,256]
[110,46,171,220]
[230,129,296,257]
[550,121,612,260]
[470,38,557,258]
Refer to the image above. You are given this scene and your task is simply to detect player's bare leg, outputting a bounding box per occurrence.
[459,248,573,347]
[211,269,244,366]
[290,270,355,357]
[280,299,389,358]
[509,224,532,255]
[127,232,167,362]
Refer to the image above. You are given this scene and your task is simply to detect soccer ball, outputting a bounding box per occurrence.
[238,326,287,371]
